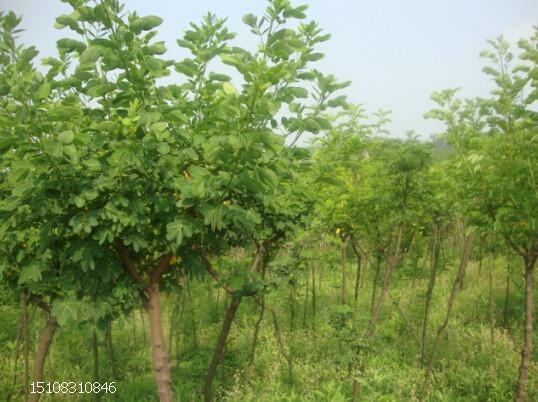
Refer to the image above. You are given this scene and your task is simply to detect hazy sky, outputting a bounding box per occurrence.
[2,0,536,139]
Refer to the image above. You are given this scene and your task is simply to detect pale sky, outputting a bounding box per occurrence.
[2,0,536,139]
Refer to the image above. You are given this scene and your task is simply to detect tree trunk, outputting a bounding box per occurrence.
[168,292,180,357]
[514,253,536,402]
[248,296,265,369]
[203,295,242,402]
[270,308,293,384]
[351,364,363,402]
[503,256,510,328]
[311,264,316,320]
[145,282,174,402]
[419,222,441,367]
[186,277,199,351]
[366,223,404,337]
[370,254,381,315]
[421,233,475,401]
[350,241,362,308]
[92,328,100,402]
[488,251,495,345]
[302,269,309,328]
[28,315,57,402]
[105,322,117,379]
[22,292,29,402]
[131,310,138,349]
[341,237,348,304]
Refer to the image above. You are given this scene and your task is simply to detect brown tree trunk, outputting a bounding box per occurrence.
[28,315,57,402]
[248,295,265,369]
[105,322,117,379]
[145,282,174,402]
[270,308,293,384]
[488,251,495,344]
[341,237,348,304]
[351,364,364,402]
[203,295,242,402]
[92,328,100,402]
[421,233,475,401]
[514,253,536,402]
[366,223,404,337]
[370,254,382,315]
[302,269,309,328]
[249,256,268,369]
[419,222,441,367]
[503,257,510,328]
[350,240,362,308]
[311,264,316,319]
[22,292,30,402]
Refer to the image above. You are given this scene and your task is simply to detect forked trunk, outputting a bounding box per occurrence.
[28,315,57,402]
[514,253,536,402]
[421,233,474,401]
[419,222,441,367]
[366,223,404,337]
[248,295,265,368]
[145,282,174,402]
[203,295,242,402]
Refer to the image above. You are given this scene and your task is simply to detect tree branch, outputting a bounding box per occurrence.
[115,240,145,285]
[150,253,174,284]
[201,253,235,296]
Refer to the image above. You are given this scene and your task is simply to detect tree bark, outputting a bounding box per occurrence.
[92,328,100,402]
[366,223,405,337]
[248,295,265,369]
[145,282,174,402]
[514,252,536,402]
[419,222,441,367]
[105,322,117,379]
[28,315,57,402]
[203,295,242,402]
[302,269,309,328]
[421,233,475,401]
[341,237,348,304]
[370,254,382,315]
[311,264,316,320]
[503,258,510,328]
[488,250,495,344]
[350,240,362,308]
[22,292,29,402]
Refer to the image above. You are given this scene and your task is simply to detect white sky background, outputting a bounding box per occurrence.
[2,0,536,140]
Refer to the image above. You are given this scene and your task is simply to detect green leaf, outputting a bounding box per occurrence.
[166,220,193,245]
[86,83,115,98]
[242,13,257,28]
[63,144,79,165]
[43,140,63,158]
[151,122,168,133]
[51,300,78,326]
[18,262,43,284]
[158,143,170,155]
[57,38,86,53]
[79,46,101,64]
[130,16,163,33]
[146,42,167,55]
[83,159,101,171]
[74,196,86,208]
[58,130,75,144]
[49,105,82,121]
[222,82,238,96]
[35,82,51,100]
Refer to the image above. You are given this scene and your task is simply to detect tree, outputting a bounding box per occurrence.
[426,29,538,401]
